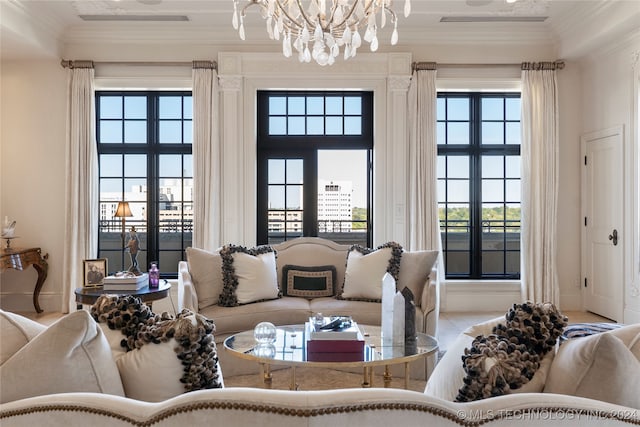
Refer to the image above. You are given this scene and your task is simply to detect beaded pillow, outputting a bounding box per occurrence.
[455,302,567,402]
[91,295,222,402]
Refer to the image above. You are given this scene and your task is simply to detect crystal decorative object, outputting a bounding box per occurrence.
[231,0,412,66]
[254,321,277,343]
[381,272,395,346]
[254,343,276,358]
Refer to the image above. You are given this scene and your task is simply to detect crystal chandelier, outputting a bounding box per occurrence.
[231,0,411,66]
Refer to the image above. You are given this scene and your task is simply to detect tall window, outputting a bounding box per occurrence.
[257,91,373,246]
[437,93,521,279]
[96,91,193,277]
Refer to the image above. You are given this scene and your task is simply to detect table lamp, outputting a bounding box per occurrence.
[113,201,133,271]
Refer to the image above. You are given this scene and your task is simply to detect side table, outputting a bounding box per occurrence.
[1,247,49,313]
[74,281,171,310]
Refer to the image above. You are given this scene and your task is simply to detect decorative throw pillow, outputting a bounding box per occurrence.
[0,310,124,404]
[0,309,46,365]
[219,244,280,306]
[543,330,640,408]
[91,295,223,402]
[397,250,439,304]
[455,302,567,402]
[339,242,403,302]
[282,265,336,298]
[186,246,224,309]
[456,334,539,402]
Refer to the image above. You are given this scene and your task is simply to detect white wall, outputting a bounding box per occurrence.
[0,38,598,314]
[579,32,640,323]
[0,59,67,312]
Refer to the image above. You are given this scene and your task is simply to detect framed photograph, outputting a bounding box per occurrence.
[83,258,107,287]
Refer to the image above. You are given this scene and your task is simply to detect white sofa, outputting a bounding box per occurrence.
[2,388,639,426]
[178,237,439,378]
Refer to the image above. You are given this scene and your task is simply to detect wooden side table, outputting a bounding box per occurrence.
[74,281,171,310]
[1,247,49,313]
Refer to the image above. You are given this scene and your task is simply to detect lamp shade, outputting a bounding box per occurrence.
[114,201,133,218]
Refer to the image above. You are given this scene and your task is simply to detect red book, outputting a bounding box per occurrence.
[307,351,364,362]
[306,338,365,353]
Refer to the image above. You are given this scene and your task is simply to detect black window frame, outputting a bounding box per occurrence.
[438,92,521,280]
[96,90,193,278]
[256,90,373,247]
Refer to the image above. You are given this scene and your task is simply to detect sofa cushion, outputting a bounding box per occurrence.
[115,310,223,402]
[544,324,640,408]
[455,303,567,402]
[0,309,46,365]
[91,295,223,401]
[0,310,124,404]
[425,316,503,401]
[425,309,561,402]
[397,250,438,304]
[282,264,336,298]
[201,297,312,337]
[340,242,403,302]
[186,246,223,309]
[219,244,281,306]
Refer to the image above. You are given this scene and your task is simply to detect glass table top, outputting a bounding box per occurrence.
[224,323,439,368]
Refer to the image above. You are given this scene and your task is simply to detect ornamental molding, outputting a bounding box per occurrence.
[632,50,640,67]
[218,76,242,91]
[388,76,412,92]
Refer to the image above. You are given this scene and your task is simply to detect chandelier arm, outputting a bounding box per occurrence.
[293,0,319,30]
[240,0,263,18]
[384,5,397,23]
[328,0,362,32]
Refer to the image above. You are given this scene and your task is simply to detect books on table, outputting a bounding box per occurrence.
[102,273,148,291]
[307,316,362,340]
[305,317,365,362]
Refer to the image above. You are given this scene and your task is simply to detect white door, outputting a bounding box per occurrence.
[581,126,624,322]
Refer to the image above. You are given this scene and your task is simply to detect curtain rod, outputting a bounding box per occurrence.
[60,59,217,69]
[412,60,565,72]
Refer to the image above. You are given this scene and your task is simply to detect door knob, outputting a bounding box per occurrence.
[608,229,618,246]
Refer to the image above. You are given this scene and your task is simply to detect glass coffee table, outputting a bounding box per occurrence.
[224,324,438,390]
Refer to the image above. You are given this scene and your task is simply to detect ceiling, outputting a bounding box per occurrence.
[1,0,639,61]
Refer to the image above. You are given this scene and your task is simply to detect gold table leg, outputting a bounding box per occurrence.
[404,362,409,389]
[362,367,372,388]
[290,366,298,390]
[383,365,392,388]
[262,363,272,389]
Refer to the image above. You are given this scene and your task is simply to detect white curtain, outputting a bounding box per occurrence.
[192,65,221,251]
[62,67,99,313]
[520,66,560,305]
[407,69,439,251]
[407,69,443,256]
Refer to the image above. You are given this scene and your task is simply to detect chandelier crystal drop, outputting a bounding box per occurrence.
[231,0,411,66]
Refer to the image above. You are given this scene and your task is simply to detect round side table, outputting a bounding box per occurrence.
[74,281,171,310]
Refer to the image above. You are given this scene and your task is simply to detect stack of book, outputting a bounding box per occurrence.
[102,273,148,291]
[305,316,365,362]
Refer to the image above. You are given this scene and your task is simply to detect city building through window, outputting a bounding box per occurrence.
[257,91,373,246]
[96,91,193,277]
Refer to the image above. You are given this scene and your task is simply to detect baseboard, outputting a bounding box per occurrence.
[441,281,521,312]
[623,307,640,324]
[0,292,62,313]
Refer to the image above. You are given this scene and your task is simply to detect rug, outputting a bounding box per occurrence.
[224,367,427,392]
